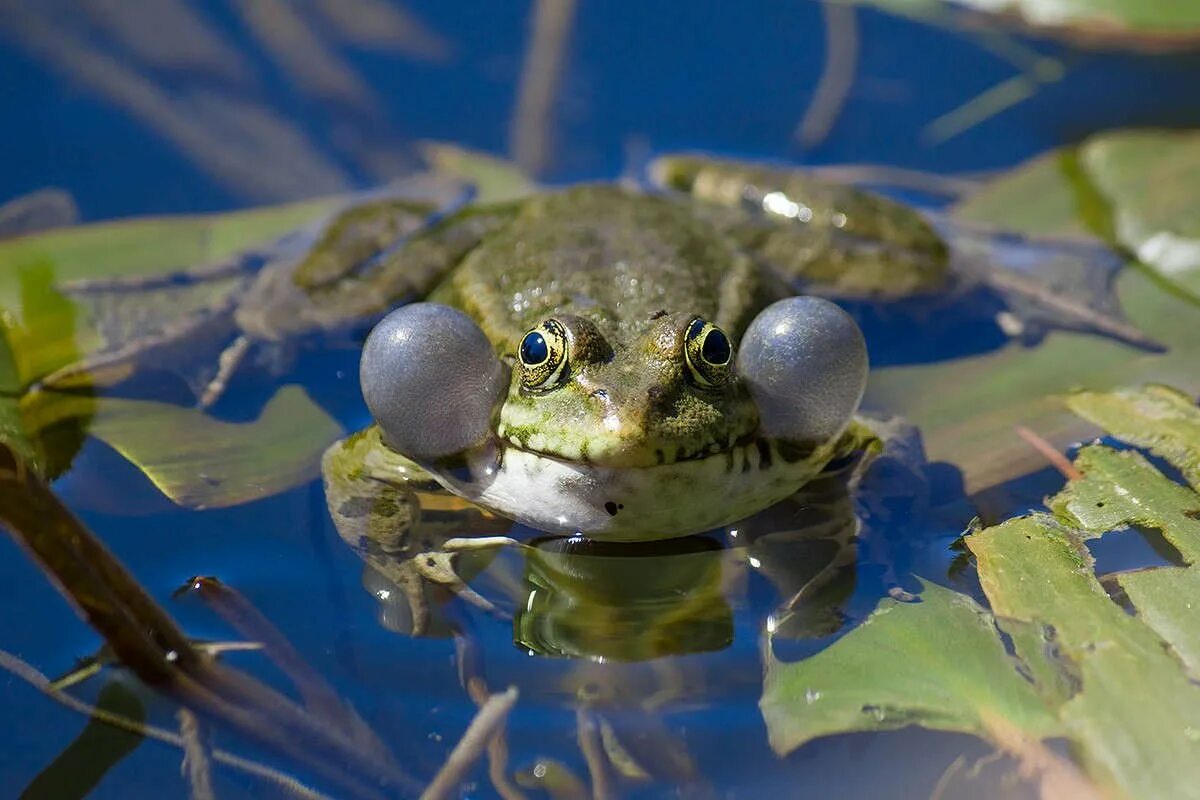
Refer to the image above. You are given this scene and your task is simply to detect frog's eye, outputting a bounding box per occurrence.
[519,319,569,389]
[683,318,733,387]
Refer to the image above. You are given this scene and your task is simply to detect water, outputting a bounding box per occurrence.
[2,2,1199,798]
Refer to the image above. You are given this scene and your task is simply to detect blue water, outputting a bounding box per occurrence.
[2,2,1199,798]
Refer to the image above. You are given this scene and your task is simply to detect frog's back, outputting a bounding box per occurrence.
[431,185,777,351]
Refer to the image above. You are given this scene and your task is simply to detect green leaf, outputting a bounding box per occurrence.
[1065,384,1200,491]
[419,142,536,204]
[1053,445,1200,561]
[1045,387,1200,679]
[952,150,1091,239]
[0,262,94,479]
[32,385,343,509]
[1117,567,1200,679]
[1082,131,1200,281]
[0,198,334,388]
[969,513,1200,799]
[760,579,1061,755]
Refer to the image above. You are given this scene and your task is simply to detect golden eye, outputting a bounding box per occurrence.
[683,317,733,387]
[518,319,569,389]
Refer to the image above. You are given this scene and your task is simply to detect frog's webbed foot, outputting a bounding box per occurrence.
[929,215,1163,351]
[322,429,515,635]
[50,639,262,691]
[35,289,245,399]
[412,549,501,615]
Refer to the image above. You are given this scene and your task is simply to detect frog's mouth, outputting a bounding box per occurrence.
[430,431,832,541]
[494,425,777,470]
[501,432,780,469]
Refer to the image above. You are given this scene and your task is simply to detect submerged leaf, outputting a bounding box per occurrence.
[0,199,335,391]
[31,385,343,509]
[419,141,537,204]
[760,579,1060,755]
[1082,130,1200,277]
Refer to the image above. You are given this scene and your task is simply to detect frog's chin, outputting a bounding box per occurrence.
[429,435,840,541]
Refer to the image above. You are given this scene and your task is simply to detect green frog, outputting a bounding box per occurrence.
[321,154,1152,541]
[324,162,901,540]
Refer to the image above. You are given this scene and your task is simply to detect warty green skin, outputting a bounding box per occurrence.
[429,186,786,468]
[339,184,876,539]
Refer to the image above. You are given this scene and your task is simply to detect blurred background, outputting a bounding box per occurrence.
[3,0,1200,222]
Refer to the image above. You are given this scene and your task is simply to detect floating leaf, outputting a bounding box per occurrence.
[955,129,1200,292]
[0,198,334,390]
[419,142,536,204]
[1064,383,1200,492]
[761,580,1061,754]
[1116,567,1200,679]
[31,385,343,509]
[763,384,1200,798]
[969,513,1200,799]
[1082,131,1200,279]
[1048,386,1200,678]
[951,150,1090,239]
[0,263,94,479]
[967,384,1200,797]
[1053,445,1200,560]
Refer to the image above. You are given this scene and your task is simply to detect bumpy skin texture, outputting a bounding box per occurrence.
[428,187,784,468]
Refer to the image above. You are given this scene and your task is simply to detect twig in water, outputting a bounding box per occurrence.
[509,0,576,174]
[1014,426,1082,481]
[575,707,615,800]
[0,444,420,800]
[810,164,983,199]
[179,708,215,800]
[455,632,527,800]
[0,649,336,800]
[179,576,391,762]
[795,2,859,148]
[422,686,520,800]
[928,753,967,800]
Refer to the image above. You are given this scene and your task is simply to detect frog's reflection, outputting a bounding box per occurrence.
[324,442,864,656]
[515,534,734,660]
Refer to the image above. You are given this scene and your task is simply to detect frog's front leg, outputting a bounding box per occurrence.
[650,154,951,300]
[321,426,513,635]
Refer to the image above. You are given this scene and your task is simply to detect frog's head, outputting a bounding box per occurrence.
[360,297,866,538]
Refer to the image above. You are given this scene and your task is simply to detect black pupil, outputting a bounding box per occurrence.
[701,328,731,364]
[521,332,548,365]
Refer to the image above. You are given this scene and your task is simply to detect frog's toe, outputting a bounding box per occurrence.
[361,303,509,460]
[737,297,867,445]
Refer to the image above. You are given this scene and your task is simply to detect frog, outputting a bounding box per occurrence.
[314,153,1160,541]
[324,177,893,540]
